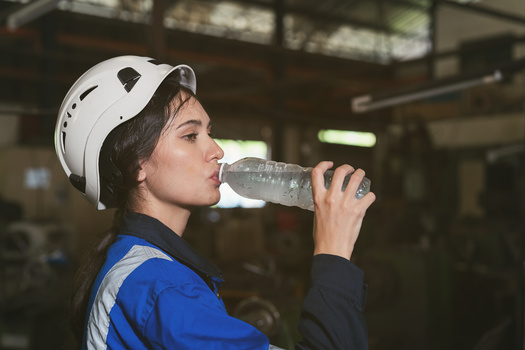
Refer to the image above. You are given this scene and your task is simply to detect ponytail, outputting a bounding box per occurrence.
[69,212,121,341]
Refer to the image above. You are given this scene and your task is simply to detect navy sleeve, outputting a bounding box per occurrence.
[296,254,368,350]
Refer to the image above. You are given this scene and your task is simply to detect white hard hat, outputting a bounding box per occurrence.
[54,55,197,210]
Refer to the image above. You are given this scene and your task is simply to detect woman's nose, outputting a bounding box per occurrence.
[209,138,224,161]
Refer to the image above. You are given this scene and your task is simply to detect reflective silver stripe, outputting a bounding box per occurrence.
[269,345,285,350]
[85,245,172,350]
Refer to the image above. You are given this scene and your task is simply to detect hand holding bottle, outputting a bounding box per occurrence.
[311,162,376,260]
[219,157,370,211]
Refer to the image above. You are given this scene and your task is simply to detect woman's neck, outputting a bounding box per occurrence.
[131,202,191,236]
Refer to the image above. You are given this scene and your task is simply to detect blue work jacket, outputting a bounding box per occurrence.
[82,211,368,349]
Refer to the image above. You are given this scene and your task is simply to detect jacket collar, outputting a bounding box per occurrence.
[120,211,224,283]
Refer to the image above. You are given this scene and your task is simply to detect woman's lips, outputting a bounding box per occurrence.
[210,169,221,185]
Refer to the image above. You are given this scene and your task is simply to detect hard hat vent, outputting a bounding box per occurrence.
[117,67,141,92]
[80,86,98,101]
[61,132,66,153]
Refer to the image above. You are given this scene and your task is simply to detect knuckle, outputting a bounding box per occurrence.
[353,168,365,178]
[311,167,323,177]
[314,193,337,208]
[349,169,365,185]
[334,164,351,175]
[325,196,337,207]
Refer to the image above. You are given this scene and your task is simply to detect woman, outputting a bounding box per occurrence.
[54,56,376,349]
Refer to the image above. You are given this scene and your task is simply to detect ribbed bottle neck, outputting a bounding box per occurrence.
[218,162,229,183]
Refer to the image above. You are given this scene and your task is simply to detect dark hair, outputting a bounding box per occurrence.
[69,75,195,342]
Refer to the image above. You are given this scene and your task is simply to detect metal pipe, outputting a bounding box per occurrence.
[352,70,502,113]
[7,0,59,30]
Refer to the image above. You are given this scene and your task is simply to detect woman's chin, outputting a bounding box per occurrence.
[210,196,221,206]
[203,194,221,207]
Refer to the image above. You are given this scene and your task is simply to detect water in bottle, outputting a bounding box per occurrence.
[219,157,371,211]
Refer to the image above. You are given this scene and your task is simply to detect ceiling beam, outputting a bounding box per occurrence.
[385,0,429,11]
[391,34,525,69]
[6,0,59,30]
[216,0,423,38]
[0,14,388,76]
[440,0,525,26]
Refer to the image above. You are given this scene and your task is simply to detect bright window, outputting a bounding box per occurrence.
[318,129,376,147]
[214,139,268,209]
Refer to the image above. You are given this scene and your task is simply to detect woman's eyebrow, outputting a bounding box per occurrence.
[177,119,211,130]
[176,119,212,130]
[176,119,202,129]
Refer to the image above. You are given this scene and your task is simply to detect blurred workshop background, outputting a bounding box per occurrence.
[1,0,525,349]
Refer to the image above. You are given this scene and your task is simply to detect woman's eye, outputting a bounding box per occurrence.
[184,133,198,142]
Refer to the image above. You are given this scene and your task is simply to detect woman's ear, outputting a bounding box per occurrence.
[137,161,147,182]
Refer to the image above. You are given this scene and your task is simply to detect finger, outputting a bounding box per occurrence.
[311,161,333,196]
[329,164,354,195]
[359,191,376,208]
[342,168,365,199]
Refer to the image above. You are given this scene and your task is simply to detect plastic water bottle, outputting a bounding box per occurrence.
[219,157,371,211]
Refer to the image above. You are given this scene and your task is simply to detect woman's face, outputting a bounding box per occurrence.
[138,95,224,212]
